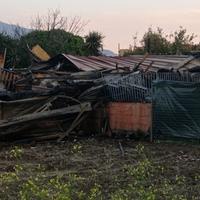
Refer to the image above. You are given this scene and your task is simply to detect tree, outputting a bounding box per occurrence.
[17,29,86,67]
[85,31,104,56]
[142,27,171,54]
[128,26,198,56]
[31,9,88,35]
[0,33,17,67]
[171,26,196,54]
[132,32,138,50]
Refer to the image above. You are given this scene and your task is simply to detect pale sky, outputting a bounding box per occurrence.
[1,0,200,52]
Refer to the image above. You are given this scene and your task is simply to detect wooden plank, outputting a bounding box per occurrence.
[0,69,2,81]
[4,71,9,87]
[58,104,89,141]
[0,102,92,131]
[0,96,48,104]
[7,73,13,90]
[2,71,5,83]
[5,72,11,89]
[12,75,18,90]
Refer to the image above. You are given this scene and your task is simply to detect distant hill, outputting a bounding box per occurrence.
[0,21,31,37]
[102,49,117,57]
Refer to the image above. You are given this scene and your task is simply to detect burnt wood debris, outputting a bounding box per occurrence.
[1,45,200,142]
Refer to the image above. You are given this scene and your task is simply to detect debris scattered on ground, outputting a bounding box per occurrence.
[1,45,200,142]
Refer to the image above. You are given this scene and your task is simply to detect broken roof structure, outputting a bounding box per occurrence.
[1,45,200,142]
[30,54,200,73]
[28,44,200,73]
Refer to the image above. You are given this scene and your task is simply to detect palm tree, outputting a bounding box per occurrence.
[85,31,104,56]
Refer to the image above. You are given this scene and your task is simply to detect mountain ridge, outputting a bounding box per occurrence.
[0,21,31,37]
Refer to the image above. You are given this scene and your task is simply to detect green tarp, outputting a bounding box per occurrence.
[153,81,200,139]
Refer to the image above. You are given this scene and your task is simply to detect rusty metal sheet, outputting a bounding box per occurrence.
[32,52,200,73]
[107,102,151,133]
[63,54,199,72]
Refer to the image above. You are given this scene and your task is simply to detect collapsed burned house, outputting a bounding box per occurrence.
[1,45,200,142]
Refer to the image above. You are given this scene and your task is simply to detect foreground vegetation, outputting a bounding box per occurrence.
[0,139,200,199]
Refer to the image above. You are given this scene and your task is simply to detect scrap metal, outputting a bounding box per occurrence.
[0,46,200,141]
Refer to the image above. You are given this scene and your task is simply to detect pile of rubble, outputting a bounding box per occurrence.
[0,46,130,142]
[1,45,200,142]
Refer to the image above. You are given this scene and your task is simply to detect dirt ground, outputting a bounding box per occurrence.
[0,137,200,199]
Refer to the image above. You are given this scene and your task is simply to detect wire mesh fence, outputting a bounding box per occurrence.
[104,72,200,102]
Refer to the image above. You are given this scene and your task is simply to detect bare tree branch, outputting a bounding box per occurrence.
[31,8,88,35]
[30,14,43,30]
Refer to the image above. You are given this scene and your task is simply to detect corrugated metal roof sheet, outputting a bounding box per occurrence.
[62,54,200,72]
[32,53,200,73]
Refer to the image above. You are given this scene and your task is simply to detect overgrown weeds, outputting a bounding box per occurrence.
[0,142,199,200]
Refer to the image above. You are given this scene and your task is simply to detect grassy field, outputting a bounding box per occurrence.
[0,137,200,200]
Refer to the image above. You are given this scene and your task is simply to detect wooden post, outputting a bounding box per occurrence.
[2,48,7,68]
[150,87,153,142]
